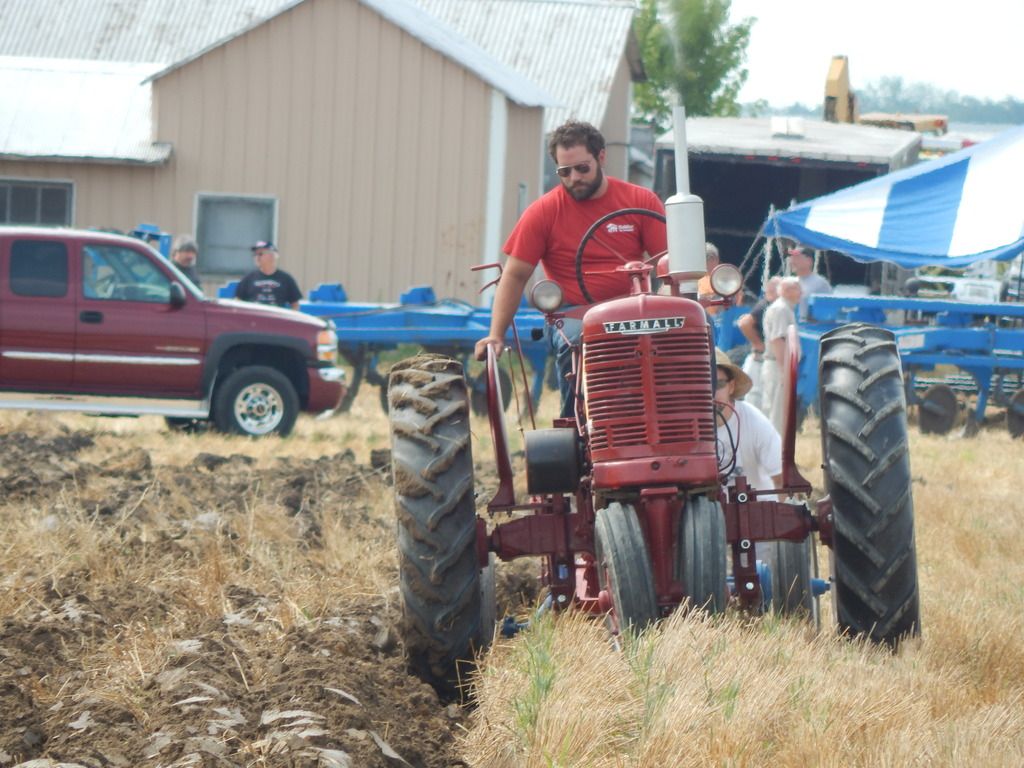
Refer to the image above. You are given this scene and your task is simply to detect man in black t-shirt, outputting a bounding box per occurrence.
[235,241,302,309]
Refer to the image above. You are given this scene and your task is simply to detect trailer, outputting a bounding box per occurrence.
[653,117,920,292]
[219,281,551,413]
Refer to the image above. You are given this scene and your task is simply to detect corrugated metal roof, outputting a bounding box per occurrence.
[0,0,556,108]
[360,0,557,107]
[0,0,295,63]
[148,0,557,108]
[412,0,638,130]
[658,118,922,167]
[0,57,170,163]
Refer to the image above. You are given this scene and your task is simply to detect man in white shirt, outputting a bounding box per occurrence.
[788,246,832,321]
[714,347,788,584]
[760,278,802,434]
[714,347,783,496]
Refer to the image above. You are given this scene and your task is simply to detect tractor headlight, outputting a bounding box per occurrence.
[316,328,338,362]
[709,264,743,297]
[531,279,564,312]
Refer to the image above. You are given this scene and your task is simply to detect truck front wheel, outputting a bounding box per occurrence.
[214,366,299,437]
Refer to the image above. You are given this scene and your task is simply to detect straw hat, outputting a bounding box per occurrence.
[715,347,752,399]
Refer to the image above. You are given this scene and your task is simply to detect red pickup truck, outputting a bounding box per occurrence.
[0,227,345,436]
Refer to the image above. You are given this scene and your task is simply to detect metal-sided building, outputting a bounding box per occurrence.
[412,0,644,185]
[0,0,554,302]
[0,0,643,303]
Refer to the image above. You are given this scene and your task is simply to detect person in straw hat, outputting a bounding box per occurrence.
[714,347,783,496]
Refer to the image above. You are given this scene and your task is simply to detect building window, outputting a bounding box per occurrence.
[0,181,73,225]
[196,194,276,275]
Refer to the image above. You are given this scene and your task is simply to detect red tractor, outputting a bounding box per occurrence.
[387,121,920,691]
[387,211,920,693]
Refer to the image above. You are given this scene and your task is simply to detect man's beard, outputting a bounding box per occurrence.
[566,167,603,201]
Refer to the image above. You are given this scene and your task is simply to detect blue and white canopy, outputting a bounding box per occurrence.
[763,124,1024,268]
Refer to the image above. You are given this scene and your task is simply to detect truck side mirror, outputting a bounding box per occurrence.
[169,282,187,308]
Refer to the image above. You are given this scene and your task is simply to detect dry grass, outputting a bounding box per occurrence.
[2,379,1023,766]
[463,416,1024,768]
[0,389,401,740]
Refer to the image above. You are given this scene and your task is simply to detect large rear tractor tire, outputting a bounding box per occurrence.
[595,502,658,634]
[388,354,489,696]
[678,495,728,614]
[819,324,921,646]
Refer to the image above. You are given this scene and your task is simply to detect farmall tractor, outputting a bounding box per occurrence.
[387,119,921,695]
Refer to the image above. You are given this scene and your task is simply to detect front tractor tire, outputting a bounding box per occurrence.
[819,324,921,646]
[213,365,299,437]
[595,502,658,634]
[388,355,489,695]
[678,495,728,614]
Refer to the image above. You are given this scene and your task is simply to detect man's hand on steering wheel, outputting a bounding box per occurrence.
[474,335,504,362]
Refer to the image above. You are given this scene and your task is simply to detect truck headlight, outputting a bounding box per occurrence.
[317,329,338,362]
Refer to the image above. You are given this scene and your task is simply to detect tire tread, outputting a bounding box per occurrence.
[819,323,921,646]
[389,355,487,694]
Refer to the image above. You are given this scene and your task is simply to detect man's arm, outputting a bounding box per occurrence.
[474,256,536,361]
[737,312,765,354]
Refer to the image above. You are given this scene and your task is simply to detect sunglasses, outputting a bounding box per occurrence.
[555,162,593,178]
[716,375,731,389]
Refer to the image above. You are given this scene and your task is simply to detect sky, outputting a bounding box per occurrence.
[727,0,1024,108]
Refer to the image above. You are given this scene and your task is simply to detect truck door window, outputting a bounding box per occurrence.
[10,240,68,297]
[81,245,171,303]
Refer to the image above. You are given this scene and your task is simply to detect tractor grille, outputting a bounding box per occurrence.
[585,328,715,453]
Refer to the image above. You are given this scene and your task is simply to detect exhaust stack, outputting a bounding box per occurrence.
[665,105,707,293]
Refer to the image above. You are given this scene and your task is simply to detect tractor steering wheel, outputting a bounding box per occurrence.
[574,207,667,304]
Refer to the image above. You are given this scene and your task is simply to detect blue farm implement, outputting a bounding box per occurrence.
[219,281,551,414]
[716,295,1024,437]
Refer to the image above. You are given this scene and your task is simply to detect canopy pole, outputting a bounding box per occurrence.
[763,205,776,290]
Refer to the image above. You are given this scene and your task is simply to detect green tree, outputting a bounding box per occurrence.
[634,0,754,130]
[633,0,676,133]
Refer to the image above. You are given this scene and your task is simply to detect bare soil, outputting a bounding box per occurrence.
[0,426,505,768]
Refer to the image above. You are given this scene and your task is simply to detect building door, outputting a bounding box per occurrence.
[196,195,276,278]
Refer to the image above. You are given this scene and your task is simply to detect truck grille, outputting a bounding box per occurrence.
[585,328,715,453]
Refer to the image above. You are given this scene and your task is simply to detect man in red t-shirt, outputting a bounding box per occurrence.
[474,120,667,415]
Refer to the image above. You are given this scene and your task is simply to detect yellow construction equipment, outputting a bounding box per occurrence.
[823,56,948,136]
